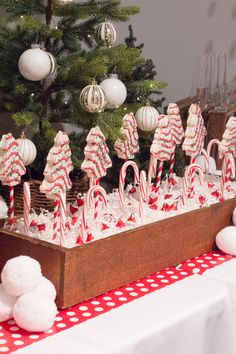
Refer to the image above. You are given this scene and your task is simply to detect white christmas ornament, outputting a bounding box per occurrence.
[96,21,117,46]
[35,276,56,301]
[216,226,236,255]
[0,284,17,322]
[80,80,105,113]
[99,74,127,109]
[16,134,37,166]
[13,293,57,332]
[1,256,42,297]
[195,155,216,174]
[233,207,236,226]
[135,104,159,131]
[18,44,56,81]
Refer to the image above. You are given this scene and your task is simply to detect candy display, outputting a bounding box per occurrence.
[0,110,235,251]
[219,116,236,158]
[114,113,139,160]
[167,103,184,187]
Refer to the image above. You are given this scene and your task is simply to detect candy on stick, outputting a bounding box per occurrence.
[219,117,236,193]
[219,116,236,159]
[78,185,107,244]
[182,104,207,198]
[0,133,26,228]
[195,148,209,173]
[81,126,112,183]
[149,115,175,198]
[81,126,112,220]
[220,154,235,197]
[182,104,207,157]
[114,113,139,160]
[167,103,184,187]
[179,164,204,207]
[23,182,31,234]
[119,160,140,209]
[40,131,73,245]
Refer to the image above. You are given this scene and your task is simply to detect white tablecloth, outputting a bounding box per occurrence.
[17,275,236,354]
[203,258,236,319]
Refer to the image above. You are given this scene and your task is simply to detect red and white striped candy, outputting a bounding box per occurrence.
[147,155,157,196]
[23,182,31,234]
[53,199,59,240]
[119,160,140,209]
[180,163,204,207]
[220,153,235,196]
[79,185,108,243]
[139,170,147,219]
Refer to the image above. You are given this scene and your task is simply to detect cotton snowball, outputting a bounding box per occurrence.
[13,293,57,332]
[0,284,17,322]
[195,155,216,174]
[233,207,236,226]
[1,256,42,296]
[216,226,236,255]
[35,277,56,301]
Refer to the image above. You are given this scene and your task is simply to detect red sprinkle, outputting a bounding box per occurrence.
[116,218,126,228]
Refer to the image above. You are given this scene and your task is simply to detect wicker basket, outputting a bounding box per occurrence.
[0,175,89,215]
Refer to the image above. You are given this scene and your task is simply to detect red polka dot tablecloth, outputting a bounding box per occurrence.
[0,251,233,353]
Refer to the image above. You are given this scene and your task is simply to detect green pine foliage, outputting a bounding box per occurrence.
[0,0,168,180]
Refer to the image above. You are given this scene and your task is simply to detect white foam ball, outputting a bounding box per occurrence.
[195,155,216,174]
[216,226,236,255]
[13,293,57,332]
[35,277,56,301]
[233,207,236,226]
[0,284,17,322]
[1,256,42,297]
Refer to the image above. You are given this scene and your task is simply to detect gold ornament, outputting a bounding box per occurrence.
[79,80,105,113]
[96,21,117,47]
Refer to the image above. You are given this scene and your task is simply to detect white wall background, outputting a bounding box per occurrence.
[117,0,236,104]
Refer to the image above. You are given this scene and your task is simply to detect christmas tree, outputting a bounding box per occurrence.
[0,0,167,180]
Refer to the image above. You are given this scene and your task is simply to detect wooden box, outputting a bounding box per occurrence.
[0,198,235,309]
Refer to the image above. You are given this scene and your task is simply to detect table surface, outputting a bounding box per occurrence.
[16,275,236,354]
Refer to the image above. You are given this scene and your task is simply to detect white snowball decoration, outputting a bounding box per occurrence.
[18,44,55,81]
[99,74,127,109]
[0,284,17,322]
[135,104,159,131]
[16,135,37,166]
[233,207,236,226]
[1,256,42,297]
[195,155,216,174]
[216,226,236,255]
[13,293,57,332]
[35,277,56,301]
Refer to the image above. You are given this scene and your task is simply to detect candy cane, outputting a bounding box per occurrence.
[9,186,14,228]
[168,149,175,189]
[119,161,140,209]
[188,156,196,198]
[180,164,204,207]
[147,155,157,196]
[59,193,66,247]
[206,139,221,174]
[53,199,59,240]
[155,160,163,192]
[79,185,107,243]
[23,182,31,234]
[139,170,147,219]
[221,153,235,196]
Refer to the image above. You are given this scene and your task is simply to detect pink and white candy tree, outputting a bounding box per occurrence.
[114,113,139,160]
[0,133,26,227]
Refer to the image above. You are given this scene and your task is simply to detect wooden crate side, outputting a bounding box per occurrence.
[0,230,66,306]
[61,206,215,308]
